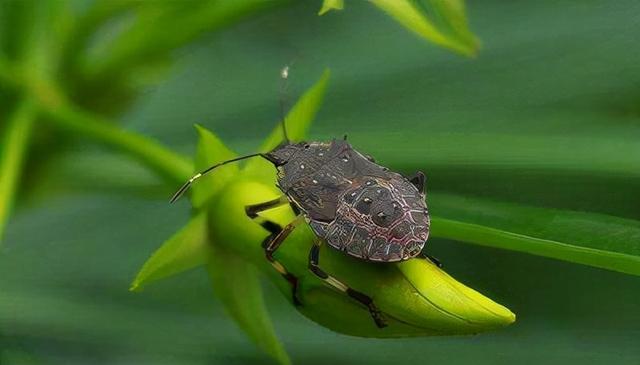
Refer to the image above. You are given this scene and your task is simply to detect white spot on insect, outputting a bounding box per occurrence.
[350,192,357,196]
[281,66,289,79]
[365,180,373,186]
[318,152,324,157]
[300,164,305,169]
[342,156,349,162]
[312,179,318,184]
[363,197,372,203]
[331,175,337,179]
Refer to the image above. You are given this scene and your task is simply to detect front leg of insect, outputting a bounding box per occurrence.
[308,237,388,328]
[245,197,304,306]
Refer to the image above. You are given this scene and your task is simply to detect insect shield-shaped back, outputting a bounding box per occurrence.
[268,139,430,262]
[320,174,429,262]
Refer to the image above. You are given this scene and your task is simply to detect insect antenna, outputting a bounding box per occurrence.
[279,65,290,143]
[172,65,294,204]
[170,153,266,203]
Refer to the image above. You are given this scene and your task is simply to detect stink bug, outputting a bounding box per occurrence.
[170,67,431,328]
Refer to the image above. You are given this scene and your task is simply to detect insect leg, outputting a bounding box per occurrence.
[245,196,292,249]
[261,215,305,305]
[308,238,388,328]
[422,253,443,268]
[244,195,290,218]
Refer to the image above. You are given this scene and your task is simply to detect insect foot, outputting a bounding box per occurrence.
[346,288,388,328]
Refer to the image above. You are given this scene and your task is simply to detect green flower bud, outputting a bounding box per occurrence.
[209,178,515,337]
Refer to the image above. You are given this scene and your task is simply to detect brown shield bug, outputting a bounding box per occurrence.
[170,67,432,328]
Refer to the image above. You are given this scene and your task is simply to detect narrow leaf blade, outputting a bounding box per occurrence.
[0,98,36,243]
[207,244,290,365]
[369,0,478,56]
[130,212,209,291]
[430,193,640,275]
[318,0,344,15]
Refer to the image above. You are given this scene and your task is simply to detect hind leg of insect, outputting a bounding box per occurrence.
[422,253,443,268]
[244,198,304,305]
[308,238,388,328]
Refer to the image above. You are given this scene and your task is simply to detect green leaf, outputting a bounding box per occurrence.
[81,0,283,80]
[368,0,478,56]
[207,244,290,365]
[130,212,209,291]
[0,98,37,243]
[318,0,344,15]
[191,124,238,209]
[430,193,640,275]
[243,69,331,180]
[42,102,193,185]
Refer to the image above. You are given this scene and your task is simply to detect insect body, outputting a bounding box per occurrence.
[170,69,430,328]
[266,140,429,262]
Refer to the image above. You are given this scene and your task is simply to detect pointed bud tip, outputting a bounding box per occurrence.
[129,282,142,292]
[397,259,516,332]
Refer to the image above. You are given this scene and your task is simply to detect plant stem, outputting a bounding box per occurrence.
[41,101,193,185]
[0,97,38,241]
[1,56,193,186]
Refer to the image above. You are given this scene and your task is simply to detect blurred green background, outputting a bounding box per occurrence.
[1,0,640,364]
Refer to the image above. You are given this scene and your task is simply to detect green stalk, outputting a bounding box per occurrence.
[0,97,37,241]
[1,55,192,186]
[41,101,193,185]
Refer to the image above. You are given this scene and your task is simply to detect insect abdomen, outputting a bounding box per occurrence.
[322,176,429,262]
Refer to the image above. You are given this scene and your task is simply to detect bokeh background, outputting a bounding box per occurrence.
[1,0,640,364]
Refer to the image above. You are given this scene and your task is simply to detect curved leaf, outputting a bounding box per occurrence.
[207,243,290,365]
[0,98,36,243]
[318,0,344,15]
[430,193,640,275]
[130,212,209,291]
[368,0,478,56]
